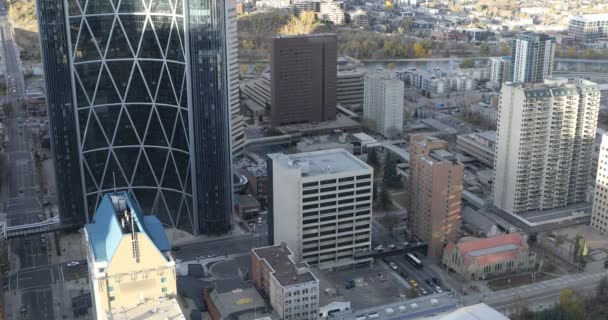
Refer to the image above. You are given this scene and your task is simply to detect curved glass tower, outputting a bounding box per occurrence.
[37,0,233,235]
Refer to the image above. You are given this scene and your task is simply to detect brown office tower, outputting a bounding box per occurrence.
[271,34,337,127]
[409,134,463,259]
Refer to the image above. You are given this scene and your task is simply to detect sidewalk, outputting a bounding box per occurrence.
[3,284,22,320]
[49,231,86,265]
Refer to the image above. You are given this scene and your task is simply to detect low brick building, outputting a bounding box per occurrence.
[442,233,536,281]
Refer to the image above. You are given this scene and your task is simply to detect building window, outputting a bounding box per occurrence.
[108,286,114,292]
[161,277,167,283]
[109,296,115,302]
[162,287,168,293]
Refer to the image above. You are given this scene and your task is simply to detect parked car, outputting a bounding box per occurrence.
[432,277,441,286]
[67,261,80,267]
[389,262,398,270]
[425,279,433,287]
[408,279,418,287]
[399,272,408,279]
[420,288,428,295]
[377,273,385,281]
[435,286,443,293]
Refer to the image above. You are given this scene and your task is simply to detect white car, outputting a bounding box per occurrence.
[389,262,398,270]
[435,286,443,293]
[67,261,80,267]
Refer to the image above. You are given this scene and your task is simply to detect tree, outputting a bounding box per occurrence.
[499,42,510,56]
[386,62,396,71]
[280,11,320,35]
[459,58,474,69]
[598,276,608,297]
[367,147,380,168]
[559,289,587,319]
[413,42,427,58]
[479,42,490,56]
[383,153,402,188]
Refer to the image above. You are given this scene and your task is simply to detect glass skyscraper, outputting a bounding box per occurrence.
[37,0,233,235]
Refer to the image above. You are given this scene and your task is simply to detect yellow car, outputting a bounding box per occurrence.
[409,279,418,287]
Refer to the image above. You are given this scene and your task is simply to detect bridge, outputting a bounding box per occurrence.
[1,215,63,240]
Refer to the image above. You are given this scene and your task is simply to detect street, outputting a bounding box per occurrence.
[0,0,56,318]
[465,271,608,314]
[172,232,269,262]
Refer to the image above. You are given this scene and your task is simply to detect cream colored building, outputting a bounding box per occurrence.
[84,192,182,320]
[493,79,600,214]
[363,73,404,138]
[592,133,608,234]
[267,149,374,269]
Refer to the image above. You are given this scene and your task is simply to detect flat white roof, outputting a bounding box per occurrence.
[269,149,370,177]
[571,14,608,22]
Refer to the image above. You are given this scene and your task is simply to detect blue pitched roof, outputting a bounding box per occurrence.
[85,192,172,262]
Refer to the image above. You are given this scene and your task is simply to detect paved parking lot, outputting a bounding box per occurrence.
[313,262,407,310]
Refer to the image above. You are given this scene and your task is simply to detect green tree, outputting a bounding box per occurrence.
[387,62,396,71]
[479,42,490,56]
[459,58,474,68]
[559,289,587,319]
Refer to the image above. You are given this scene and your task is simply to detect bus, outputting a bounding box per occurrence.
[406,253,423,269]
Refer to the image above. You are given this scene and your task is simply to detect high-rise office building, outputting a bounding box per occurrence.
[84,192,181,319]
[37,0,233,235]
[509,32,556,83]
[493,79,600,214]
[592,133,608,234]
[267,149,374,269]
[271,34,337,127]
[336,56,366,110]
[409,135,463,258]
[226,0,246,159]
[363,73,404,138]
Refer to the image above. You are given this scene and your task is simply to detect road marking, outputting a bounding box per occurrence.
[59,266,64,282]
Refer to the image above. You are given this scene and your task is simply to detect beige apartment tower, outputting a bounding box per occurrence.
[409,135,463,258]
[592,133,608,234]
[493,79,600,214]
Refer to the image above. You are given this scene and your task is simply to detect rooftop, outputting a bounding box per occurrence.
[235,194,261,209]
[107,298,185,320]
[571,14,608,22]
[446,233,525,268]
[252,244,318,287]
[208,279,277,320]
[332,292,458,320]
[85,192,171,263]
[427,303,508,320]
[268,149,371,178]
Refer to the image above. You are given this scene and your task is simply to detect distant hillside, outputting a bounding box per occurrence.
[8,0,40,63]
